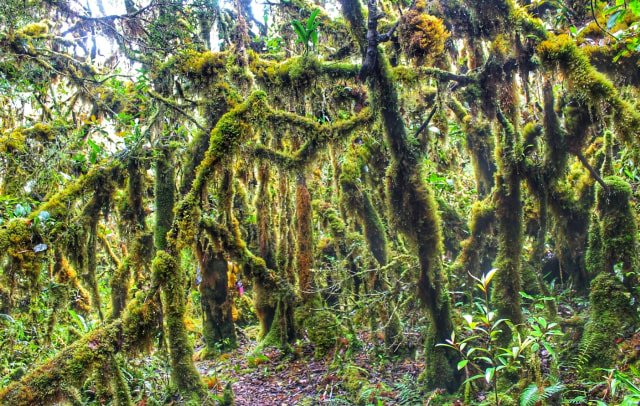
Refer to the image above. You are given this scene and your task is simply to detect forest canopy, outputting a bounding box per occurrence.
[0,0,639,404]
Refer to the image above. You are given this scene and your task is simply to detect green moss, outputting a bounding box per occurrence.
[17,21,49,38]
[121,294,161,355]
[250,54,358,87]
[304,306,341,358]
[579,273,637,374]
[0,218,40,289]
[196,244,237,356]
[399,1,450,65]
[586,176,638,277]
[154,146,175,251]
[0,321,122,405]
[152,251,206,399]
[537,34,640,142]
[0,129,26,152]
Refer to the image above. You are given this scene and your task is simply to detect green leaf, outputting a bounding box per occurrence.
[291,20,307,43]
[607,9,624,30]
[307,8,320,31]
[457,359,469,370]
[569,25,578,36]
[484,268,498,287]
[519,291,535,300]
[631,0,640,16]
[520,383,540,406]
[485,367,495,383]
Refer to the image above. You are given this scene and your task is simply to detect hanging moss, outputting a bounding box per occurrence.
[0,218,40,289]
[296,174,314,302]
[54,252,91,313]
[448,99,495,196]
[537,34,640,143]
[154,146,175,251]
[491,110,524,330]
[121,294,162,356]
[254,163,277,339]
[340,143,389,266]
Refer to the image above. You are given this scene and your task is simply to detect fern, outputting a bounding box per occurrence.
[520,383,540,406]
[541,381,565,400]
[573,327,595,373]
[394,374,422,405]
[520,379,565,406]
[567,395,588,404]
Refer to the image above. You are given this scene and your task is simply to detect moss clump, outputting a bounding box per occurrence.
[160,49,227,81]
[586,176,638,278]
[579,273,637,374]
[0,218,40,288]
[399,0,450,65]
[304,306,341,358]
[249,54,358,87]
[0,129,27,153]
[17,21,50,38]
[537,34,640,142]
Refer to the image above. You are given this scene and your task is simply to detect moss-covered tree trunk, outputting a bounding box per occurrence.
[339,0,460,390]
[296,172,314,302]
[492,110,524,334]
[153,140,205,399]
[255,162,277,338]
[196,242,237,355]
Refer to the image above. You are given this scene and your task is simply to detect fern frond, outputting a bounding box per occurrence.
[520,383,541,406]
[541,381,566,400]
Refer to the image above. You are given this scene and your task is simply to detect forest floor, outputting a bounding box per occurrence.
[195,330,428,405]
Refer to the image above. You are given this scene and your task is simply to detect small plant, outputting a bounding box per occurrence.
[519,376,565,406]
[592,368,640,405]
[438,269,532,405]
[291,8,321,55]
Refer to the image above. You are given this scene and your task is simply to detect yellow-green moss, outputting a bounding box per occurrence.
[399,1,450,65]
[579,273,637,374]
[152,251,205,399]
[17,21,50,38]
[537,34,640,142]
[586,176,638,277]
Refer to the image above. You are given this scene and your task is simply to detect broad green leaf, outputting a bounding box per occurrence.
[457,359,469,370]
[484,268,498,287]
[485,367,495,383]
[607,9,624,30]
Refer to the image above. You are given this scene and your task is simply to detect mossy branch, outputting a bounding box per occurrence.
[0,295,161,405]
[147,89,206,132]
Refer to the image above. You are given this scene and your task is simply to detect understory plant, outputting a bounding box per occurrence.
[439,269,564,405]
